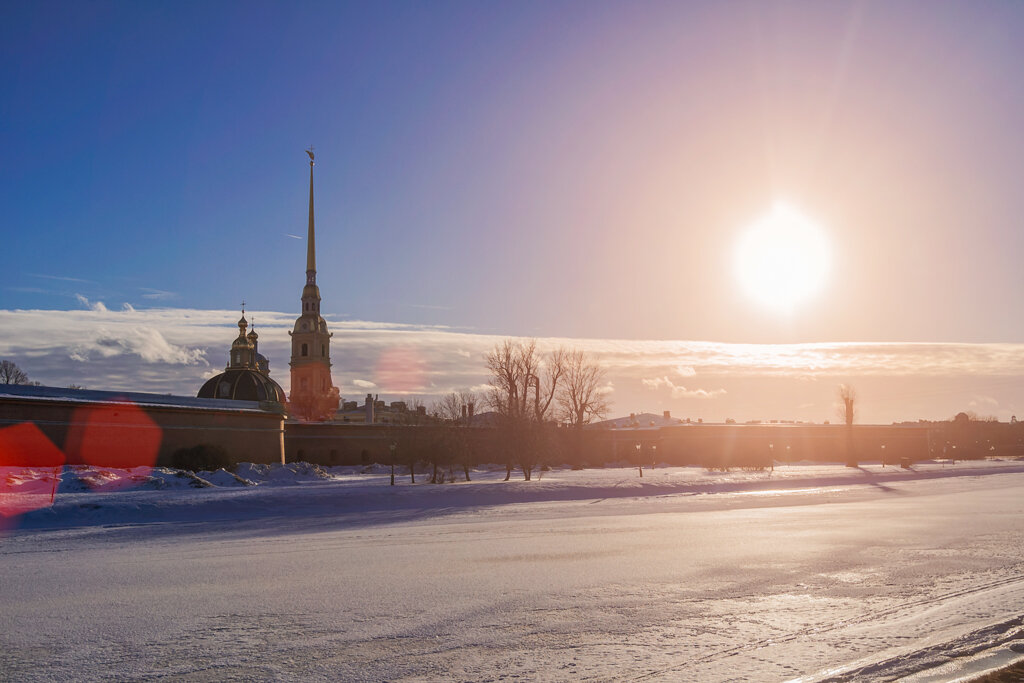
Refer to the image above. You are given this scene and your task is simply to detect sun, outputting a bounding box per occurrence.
[735,203,830,313]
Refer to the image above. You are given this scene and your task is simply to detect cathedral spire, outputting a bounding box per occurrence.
[290,147,338,421]
[306,147,316,285]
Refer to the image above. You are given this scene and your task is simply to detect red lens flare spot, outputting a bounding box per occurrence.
[65,402,162,491]
[375,347,427,394]
[0,422,65,518]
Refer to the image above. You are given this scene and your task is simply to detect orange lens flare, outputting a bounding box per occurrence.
[0,422,65,518]
[375,347,428,394]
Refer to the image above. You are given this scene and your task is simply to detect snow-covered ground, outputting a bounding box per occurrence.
[3,460,1024,681]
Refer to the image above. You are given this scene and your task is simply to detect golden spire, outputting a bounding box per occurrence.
[306,147,316,284]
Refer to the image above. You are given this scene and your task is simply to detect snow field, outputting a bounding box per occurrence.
[2,460,1024,681]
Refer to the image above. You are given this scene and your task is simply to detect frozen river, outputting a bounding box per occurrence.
[2,465,1024,681]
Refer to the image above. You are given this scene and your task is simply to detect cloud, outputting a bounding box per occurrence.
[285,234,303,240]
[352,379,377,388]
[642,376,726,399]
[6,286,49,294]
[403,303,454,311]
[140,288,177,301]
[71,327,206,366]
[30,273,95,284]
[597,381,615,395]
[5,305,1024,422]
[969,395,999,410]
[74,294,107,312]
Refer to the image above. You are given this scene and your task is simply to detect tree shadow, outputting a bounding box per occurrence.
[853,465,907,494]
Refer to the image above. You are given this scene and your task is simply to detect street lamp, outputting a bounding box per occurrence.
[389,442,396,486]
[635,442,643,478]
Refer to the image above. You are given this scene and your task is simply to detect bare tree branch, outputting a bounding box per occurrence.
[0,360,30,385]
[557,349,610,427]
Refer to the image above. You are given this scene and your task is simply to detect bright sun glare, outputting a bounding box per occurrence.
[735,203,831,314]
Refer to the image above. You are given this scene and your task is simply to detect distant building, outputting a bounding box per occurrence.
[334,394,428,424]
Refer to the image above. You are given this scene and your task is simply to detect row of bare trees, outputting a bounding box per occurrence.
[382,340,610,483]
[482,340,609,427]
[483,339,609,480]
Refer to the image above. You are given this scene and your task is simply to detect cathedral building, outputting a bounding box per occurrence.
[198,150,338,420]
[287,149,341,421]
[197,311,286,403]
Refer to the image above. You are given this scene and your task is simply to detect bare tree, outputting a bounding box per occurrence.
[484,339,567,480]
[381,397,428,484]
[838,384,857,467]
[838,384,856,426]
[0,360,30,385]
[431,390,478,422]
[431,390,480,481]
[484,339,565,422]
[557,349,610,427]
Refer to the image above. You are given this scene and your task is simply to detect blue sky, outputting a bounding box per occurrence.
[4,2,1024,421]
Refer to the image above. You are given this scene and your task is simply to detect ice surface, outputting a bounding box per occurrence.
[2,460,1024,681]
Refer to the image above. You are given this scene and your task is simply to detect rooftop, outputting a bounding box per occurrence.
[0,384,284,414]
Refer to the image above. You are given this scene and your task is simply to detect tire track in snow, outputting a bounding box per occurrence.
[631,570,1024,681]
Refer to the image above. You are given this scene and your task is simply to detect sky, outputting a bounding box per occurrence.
[4,1,1024,423]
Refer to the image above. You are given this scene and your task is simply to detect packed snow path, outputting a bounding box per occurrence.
[2,465,1024,681]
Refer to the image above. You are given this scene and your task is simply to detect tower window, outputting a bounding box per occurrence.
[301,343,308,357]
[321,344,325,356]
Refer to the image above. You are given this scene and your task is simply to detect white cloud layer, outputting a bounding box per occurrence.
[3,305,1024,423]
[642,376,726,399]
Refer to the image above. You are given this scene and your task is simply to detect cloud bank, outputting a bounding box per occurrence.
[2,305,1024,423]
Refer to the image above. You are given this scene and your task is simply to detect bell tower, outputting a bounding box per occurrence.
[289,148,340,421]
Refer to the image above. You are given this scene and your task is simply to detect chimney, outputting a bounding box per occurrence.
[365,393,374,423]
[461,405,468,419]
[663,410,671,420]
[468,402,474,418]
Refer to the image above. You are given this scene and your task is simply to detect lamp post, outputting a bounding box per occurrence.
[635,442,643,478]
[389,442,396,486]
[651,443,657,469]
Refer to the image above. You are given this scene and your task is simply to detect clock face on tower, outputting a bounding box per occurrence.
[307,273,315,285]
